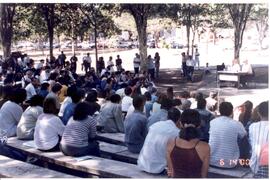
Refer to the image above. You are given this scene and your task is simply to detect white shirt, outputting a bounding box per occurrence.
[58,97,72,117]
[137,120,180,173]
[83,56,92,64]
[121,96,133,112]
[241,64,252,74]
[34,113,65,150]
[231,64,241,72]
[116,88,125,99]
[17,106,43,139]
[186,59,195,67]
[39,70,49,83]
[25,83,37,100]
[249,121,269,173]
[209,116,246,168]
[0,101,23,137]
[133,57,141,68]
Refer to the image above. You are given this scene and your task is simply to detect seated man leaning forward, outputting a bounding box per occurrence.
[137,108,181,174]
[209,102,247,168]
[124,95,147,153]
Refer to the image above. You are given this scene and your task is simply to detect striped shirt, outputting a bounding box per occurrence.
[61,116,97,147]
[249,121,269,173]
[209,116,246,168]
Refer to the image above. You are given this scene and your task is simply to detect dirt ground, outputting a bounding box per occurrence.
[154,66,269,107]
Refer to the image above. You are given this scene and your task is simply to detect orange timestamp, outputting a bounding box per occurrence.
[219,159,252,166]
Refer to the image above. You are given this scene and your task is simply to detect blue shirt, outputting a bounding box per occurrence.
[147,109,168,129]
[124,110,148,153]
[62,103,76,125]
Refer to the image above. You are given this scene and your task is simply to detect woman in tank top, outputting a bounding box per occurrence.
[166,109,210,178]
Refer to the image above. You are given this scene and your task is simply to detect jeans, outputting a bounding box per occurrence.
[134,67,139,74]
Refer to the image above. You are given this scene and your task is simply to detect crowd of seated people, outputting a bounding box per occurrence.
[0,52,268,178]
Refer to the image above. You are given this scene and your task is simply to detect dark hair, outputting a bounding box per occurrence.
[1,85,13,100]
[67,85,77,97]
[29,95,44,107]
[168,108,181,123]
[133,95,145,110]
[172,98,182,106]
[43,98,57,114]
[195,92,204,101]
[258,101,268,118]
[10,88,26,104]
[124,86,132,96]
[167,87,174,99]
[71,89,85,104]
[251,106,261,122]
[180,109,200,141]
[180,91,190,99]
[49,72,58,81]
[51,83,62,93]
[160,98,173,111]
[144,91,152,101]
[197,98,206,109]
[85,90,98,102]
[110,94,121,103]
[73,102,96,121]
[239,100,253,126]
[41,83,50,90]
[219,102,233,117]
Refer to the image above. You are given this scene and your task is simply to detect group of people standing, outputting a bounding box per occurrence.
[181,48,200,81]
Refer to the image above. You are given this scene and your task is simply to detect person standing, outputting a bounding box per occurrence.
[194,48,200,69]
[70,54,78,73]
[82,53,91,73]
[115,55,122,72]
[58,51,66,67]
[133,53,141,74]
[107,56,114,73]
[181,52,187,77]
[186,55,195,81]
[154,52,160,78]
[147,55,155,81]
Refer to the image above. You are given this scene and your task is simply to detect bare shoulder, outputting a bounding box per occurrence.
[197,141,210,153]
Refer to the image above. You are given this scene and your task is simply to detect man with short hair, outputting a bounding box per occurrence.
[25,77,39,100]
[124,95,147,153]
[147,98,173,129]
[58,51,66,67]
[137,108,181,174]
[209,102,246,168]
[249,101,269,174]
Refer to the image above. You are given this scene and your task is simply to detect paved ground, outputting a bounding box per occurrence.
[154,66,269,108]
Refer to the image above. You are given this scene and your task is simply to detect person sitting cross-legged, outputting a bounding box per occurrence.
[60,102,100,157]
[137,108,181,174]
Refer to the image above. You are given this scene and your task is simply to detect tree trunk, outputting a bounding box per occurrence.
[186,25,190,56]
[0,4,15,59]
[71,20,75,55]
[94,20,98,71]
[234,28,241,63]
[134,15,148,72]
[46,4,55,61]
[191,29,196,57]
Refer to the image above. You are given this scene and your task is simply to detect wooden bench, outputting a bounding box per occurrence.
[0,155,76,178]
[5,138,163,178]
[95,142,254,178]
[96,132,125,146]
